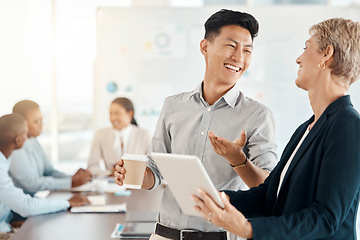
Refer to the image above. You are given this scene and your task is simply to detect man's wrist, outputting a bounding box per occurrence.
[141,167,155,190]
[230,157,248,169]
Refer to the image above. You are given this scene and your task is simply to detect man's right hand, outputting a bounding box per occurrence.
[68,195,90,207]
[114,159,126,186]
[114,159,155,189]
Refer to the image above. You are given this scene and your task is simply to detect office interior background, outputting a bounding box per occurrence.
[1,0,360,170]
[1,0,360,236]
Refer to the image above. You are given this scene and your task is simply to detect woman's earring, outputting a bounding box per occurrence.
[318,63,326,70]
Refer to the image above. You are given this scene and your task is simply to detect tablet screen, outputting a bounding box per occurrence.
[120,222,156,236]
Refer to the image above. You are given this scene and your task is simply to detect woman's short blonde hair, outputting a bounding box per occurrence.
[310,18,360,87]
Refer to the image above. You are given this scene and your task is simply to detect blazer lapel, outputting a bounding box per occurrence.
[277,114,327,197]
[277,122,311,172]
[267,119,311,210]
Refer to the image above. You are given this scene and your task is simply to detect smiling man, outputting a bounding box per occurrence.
[115,9,278,240]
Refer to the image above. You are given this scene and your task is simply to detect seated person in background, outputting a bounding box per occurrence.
[87,97,151,177]
[9,100,92,196]
[0,113,89,238]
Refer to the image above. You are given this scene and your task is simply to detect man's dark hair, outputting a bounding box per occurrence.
[0,113,26,146]
[13,100,39,118]
[204,9,259,41]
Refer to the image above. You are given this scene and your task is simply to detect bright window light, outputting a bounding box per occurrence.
[171,0,204,7]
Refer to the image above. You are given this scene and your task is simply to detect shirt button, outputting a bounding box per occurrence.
[207,108,211,112]
[200,131,205,136]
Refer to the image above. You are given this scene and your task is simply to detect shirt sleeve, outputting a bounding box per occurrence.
[247,107,278,172]
[147,98,172,189]
[9,147,71,194]
[0,171,69,218]
[42,149,69,178]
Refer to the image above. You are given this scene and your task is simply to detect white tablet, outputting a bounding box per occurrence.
[149,152,224,217]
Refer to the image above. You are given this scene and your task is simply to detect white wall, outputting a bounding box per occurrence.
[0,0,53,114]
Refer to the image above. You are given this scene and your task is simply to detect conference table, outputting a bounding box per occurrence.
[12,186,164,240]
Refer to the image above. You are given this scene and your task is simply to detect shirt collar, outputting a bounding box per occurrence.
[0,151,6,160]
[190,82,239,108]
[190,83,202,98]
[114,124,132,137]
[222,84,240,108]
[0,151,9,168]
[324,95,352,116]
